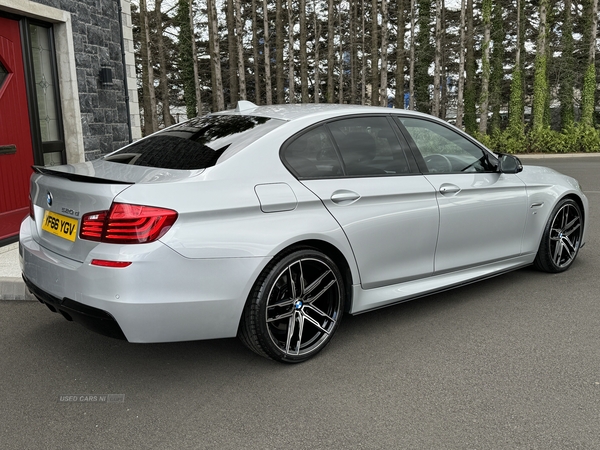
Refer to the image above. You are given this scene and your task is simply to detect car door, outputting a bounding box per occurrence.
[281,115,439,289]
[396,116,528,273]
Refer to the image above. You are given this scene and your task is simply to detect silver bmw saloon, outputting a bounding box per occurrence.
[20,103,588,362]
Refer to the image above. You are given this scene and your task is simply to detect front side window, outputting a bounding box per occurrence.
[104,115,284,170]
[399,117,496,173]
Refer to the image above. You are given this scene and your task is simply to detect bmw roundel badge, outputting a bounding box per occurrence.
[46,191,53,207]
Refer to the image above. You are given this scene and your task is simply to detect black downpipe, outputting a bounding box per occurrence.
[116,0,133,144]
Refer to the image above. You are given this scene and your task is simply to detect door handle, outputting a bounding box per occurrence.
[439,183,461,196]
[330,190,360,205]
[0,144,16,155]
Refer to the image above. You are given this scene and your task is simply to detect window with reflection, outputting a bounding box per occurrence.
[399,117,495,173]
[105,115,284,170]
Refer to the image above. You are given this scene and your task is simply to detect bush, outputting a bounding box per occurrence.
[479,123,600,154]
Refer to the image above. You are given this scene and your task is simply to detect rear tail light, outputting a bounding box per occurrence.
[80,203,178,244]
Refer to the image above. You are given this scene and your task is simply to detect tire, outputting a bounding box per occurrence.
[533,198,583,273]
[239,248,345,363]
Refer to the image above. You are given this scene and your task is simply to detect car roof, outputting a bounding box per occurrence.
[213,103,432,123]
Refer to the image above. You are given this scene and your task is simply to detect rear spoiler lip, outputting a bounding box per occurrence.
[32,165,134,185]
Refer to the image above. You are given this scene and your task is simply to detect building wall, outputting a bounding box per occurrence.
[1,0,140,162]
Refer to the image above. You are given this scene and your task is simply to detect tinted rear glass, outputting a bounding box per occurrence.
[104,115,284,170]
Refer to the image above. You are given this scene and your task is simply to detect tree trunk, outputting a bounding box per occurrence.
[464,0,476,133]
[156,0,171,127]
[508,0,524,134]
[379,0,388,106]
[394,0,405,108]
[580,0,598,126]
[314,11,321,103]
[327,0,335,103]
[226,0,238,106]
[235,0,246,100]
[339,3,344,103]
[455,0,466,128]
[371,0,379,105]
[190,0,202,116]
[350,0,358,104]
[432,0,443,116]
[408,0,415,110]
[287,0,295,103]
[559,0,574,126]
[263,0,273,105]
[276,0,285,103]
[207,0,224,111]
[478,0,491,133]
[252,0,261,105]
[140,0,157,134]
[361,0,367,104]
[300,0,308,103]
[532,0,548,131]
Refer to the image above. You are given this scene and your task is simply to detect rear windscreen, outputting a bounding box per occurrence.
[104,115,285,170]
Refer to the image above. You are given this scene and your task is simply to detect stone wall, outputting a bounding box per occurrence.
[32,0,140,160]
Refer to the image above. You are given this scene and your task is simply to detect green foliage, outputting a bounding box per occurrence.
[508,68,524,135]
[580,63,596,127]
[532,54,547,132]
[483,123,600,154]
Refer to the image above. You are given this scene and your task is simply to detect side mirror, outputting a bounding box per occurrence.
[497,153,523,174]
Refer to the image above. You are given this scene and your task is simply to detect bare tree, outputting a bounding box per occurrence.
[207,0,224,111]
[379,0,388,106]
[276,0,285,103]
[287,0,295,102]
[371,0,379,105]
[252,0,261,104]
[234,0,247,100]
[263,0,273,105]
[300,0,309,102]
[156,0,171,127]
[313,5,321,103]
[361,0,366,104]
[226,0,239,106]
[408,0,415,110]
[327,0,335,103]
[394,0,406,108]
[339,2,344,103]
[350,0,358,103]
[190,0,202,115]
[140,0,158,134]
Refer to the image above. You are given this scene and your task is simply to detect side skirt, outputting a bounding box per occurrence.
[349,254,535,314]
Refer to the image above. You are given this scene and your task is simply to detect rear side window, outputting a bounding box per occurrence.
[282,115,412,179]
[104,115,284,170]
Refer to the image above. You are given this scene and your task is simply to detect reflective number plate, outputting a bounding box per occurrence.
[42,210,79,242]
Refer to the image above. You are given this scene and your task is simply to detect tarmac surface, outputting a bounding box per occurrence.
[1,153,600,449]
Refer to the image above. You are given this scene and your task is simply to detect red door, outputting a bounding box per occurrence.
[0,17,34,241]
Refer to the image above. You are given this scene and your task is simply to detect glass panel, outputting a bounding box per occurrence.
[328,116,411,176]
[43,152,63,166]
[105,115,285,170]
[400,117,495,173]
[0,60,8,89]
[29,24,60,142]
[282,126,342,178]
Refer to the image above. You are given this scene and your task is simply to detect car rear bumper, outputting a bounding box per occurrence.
[24,275,127,339]
[20,218,268,343]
